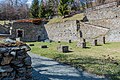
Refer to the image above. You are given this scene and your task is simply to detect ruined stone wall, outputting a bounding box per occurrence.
[11,22,48,42]
[45,20,109,42]
[89,18,120,42]
[80,23,109,42]
[45,21,79,42]
[86,2,120,20]
[85,1,120,42]
[0,43,32,80]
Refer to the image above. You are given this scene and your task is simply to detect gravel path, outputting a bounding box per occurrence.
[29,52,108,80]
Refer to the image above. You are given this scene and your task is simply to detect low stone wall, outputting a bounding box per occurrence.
[0,42,32,80]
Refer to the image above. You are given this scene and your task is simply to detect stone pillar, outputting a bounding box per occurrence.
[103,37,105,44]
[77,38,86,48]
[68,40,72,43]
[57,45,69,53]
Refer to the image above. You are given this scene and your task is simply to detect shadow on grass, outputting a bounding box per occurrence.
[32,56,107,80]
[85,47,91,49]
[96,44,102,46]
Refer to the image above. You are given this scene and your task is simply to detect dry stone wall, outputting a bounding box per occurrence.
[89,18,120,42]
[85,1,120,42]
[86,2,120,20]
[11,22,48,42]
[0,42,32,80]
[45,21,79,42]
[80,23,109,42]
[45,20,109,43]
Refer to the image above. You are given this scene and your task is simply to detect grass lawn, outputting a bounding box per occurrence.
[47,13,85,24]
[26,42,120,80]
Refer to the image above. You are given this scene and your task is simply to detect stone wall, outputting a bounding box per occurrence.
[0,42,32,80]
[0,24,10,34]
[80,23,109,42]
[11,22,48,42]
[45,21,79,42]
[89,18,120,42]
[45,20,109,42]
[86,2,120,20]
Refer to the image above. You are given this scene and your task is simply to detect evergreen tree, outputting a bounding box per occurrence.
[45,0,54,18]
[30,0,39,18]
[58,0,69,18]
[39,0,46,18]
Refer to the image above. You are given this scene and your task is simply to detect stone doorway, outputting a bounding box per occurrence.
[17,29,24,38]
[38,35,41,41]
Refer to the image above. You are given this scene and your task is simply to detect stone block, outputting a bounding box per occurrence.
[58,41,61,43]
[29,44,34,46]
[77,42,86,48]
[92,39,97,46]
[1,56,13,65]
[41,45,48,48]
[57,45,69,53]
[68,40,72,43]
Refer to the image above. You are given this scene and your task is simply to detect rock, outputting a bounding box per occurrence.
[0,42,32,80]
[57,45,69,53]
[0,48,9,54]
[1,56,13,65]
[44,39,52,43]
[24,54,32,66]
[19,44,31,51]
[3,38,16,44]
[3,52,10,56]
[1,72,8,77]
[0,66,13,73]
[10,51,16,57]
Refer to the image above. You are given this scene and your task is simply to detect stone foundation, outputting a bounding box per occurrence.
[0,42,32,80]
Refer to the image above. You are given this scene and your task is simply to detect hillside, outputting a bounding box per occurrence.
[47,13,85,24]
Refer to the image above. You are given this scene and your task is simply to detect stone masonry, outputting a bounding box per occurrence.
[86,1,120,42]
[45,20,109,43]
[0,42,32,80]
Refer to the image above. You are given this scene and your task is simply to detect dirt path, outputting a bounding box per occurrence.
[29,52,108,80]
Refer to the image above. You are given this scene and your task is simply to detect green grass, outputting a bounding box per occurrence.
[47,13,85,24]
[26,42,120,80]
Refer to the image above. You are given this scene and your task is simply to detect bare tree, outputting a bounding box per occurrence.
[0,0,29,20]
